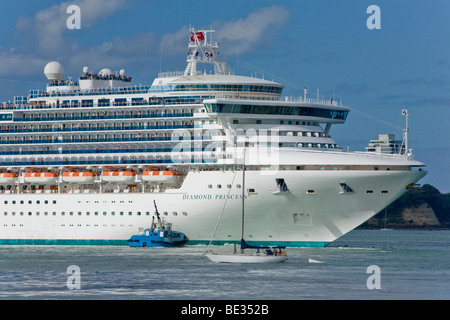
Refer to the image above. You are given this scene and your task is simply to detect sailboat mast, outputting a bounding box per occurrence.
[241,149,246,253]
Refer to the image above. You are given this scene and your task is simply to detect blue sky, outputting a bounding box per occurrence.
[0,0,449,192]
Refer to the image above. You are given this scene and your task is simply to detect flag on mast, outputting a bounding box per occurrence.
[402,108,408,116]
[190,32,205,42]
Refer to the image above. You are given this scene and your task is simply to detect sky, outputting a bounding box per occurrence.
[0,0,449,192]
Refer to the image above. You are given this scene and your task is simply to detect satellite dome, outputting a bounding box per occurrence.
[82,66,89,73]
[44,61,64,81]
[119,69,125,76]
[99,68,113,76]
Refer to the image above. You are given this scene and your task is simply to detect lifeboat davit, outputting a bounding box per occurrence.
[142,170,179,183]
[62,170,96,184]
[24,171,57,184]
[0,172,18,184]
[102,169,136,183]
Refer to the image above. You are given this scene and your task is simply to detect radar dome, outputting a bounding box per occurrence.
[44,61,64,81]
[99,68,113,76]
[83,66,89,73]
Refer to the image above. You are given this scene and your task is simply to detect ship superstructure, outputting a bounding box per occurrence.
[0,28,426,246]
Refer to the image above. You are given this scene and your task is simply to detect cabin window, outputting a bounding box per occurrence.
[307,190,316,194]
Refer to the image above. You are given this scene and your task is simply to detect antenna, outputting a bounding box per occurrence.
[402,108,409,157]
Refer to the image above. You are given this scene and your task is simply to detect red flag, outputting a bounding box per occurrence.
[190,32,205,42]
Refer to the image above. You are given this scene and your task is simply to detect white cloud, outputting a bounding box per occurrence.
[216,5,290,54]
[20,0,127,55]
[159,26,190,56]
[4,4,290,81]
[0,49,47,77]
[157,6,290,56]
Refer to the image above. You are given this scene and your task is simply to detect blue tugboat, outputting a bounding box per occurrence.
[128,201,189,247]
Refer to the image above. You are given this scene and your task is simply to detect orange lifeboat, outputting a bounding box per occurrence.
[62,170,96,184]
[24,171,57,184]
[142,170,179,183]
[102,169,136,183]
[0,172,18,184]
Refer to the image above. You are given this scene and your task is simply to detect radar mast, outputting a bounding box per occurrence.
[184,28,230,76]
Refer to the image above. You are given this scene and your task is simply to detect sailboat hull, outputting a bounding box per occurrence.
[205,252,288,263]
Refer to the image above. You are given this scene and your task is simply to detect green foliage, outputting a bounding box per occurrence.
[361,184,450,229]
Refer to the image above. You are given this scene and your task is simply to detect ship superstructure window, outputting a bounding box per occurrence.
[205,103,349,120]
[173,84,282,94]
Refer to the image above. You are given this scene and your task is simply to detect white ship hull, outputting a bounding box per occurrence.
[0,28,427,247]
[0,163,426,247]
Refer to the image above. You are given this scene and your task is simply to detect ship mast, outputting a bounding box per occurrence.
[402,108,410,157]
[184,28,230,76]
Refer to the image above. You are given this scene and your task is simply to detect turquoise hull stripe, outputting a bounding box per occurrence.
[0,239,329,247]
[0,239,128,246]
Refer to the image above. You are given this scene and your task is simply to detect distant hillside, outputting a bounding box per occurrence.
[359,184,450,229]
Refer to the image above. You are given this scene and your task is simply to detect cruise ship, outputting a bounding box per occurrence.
[0,29,426,246]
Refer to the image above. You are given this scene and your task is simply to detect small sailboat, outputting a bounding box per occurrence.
[380,208,393,231]
[128,200,189,247]
[205,149,288,263]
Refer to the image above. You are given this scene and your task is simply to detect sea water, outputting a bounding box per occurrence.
[0,230,449,300]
